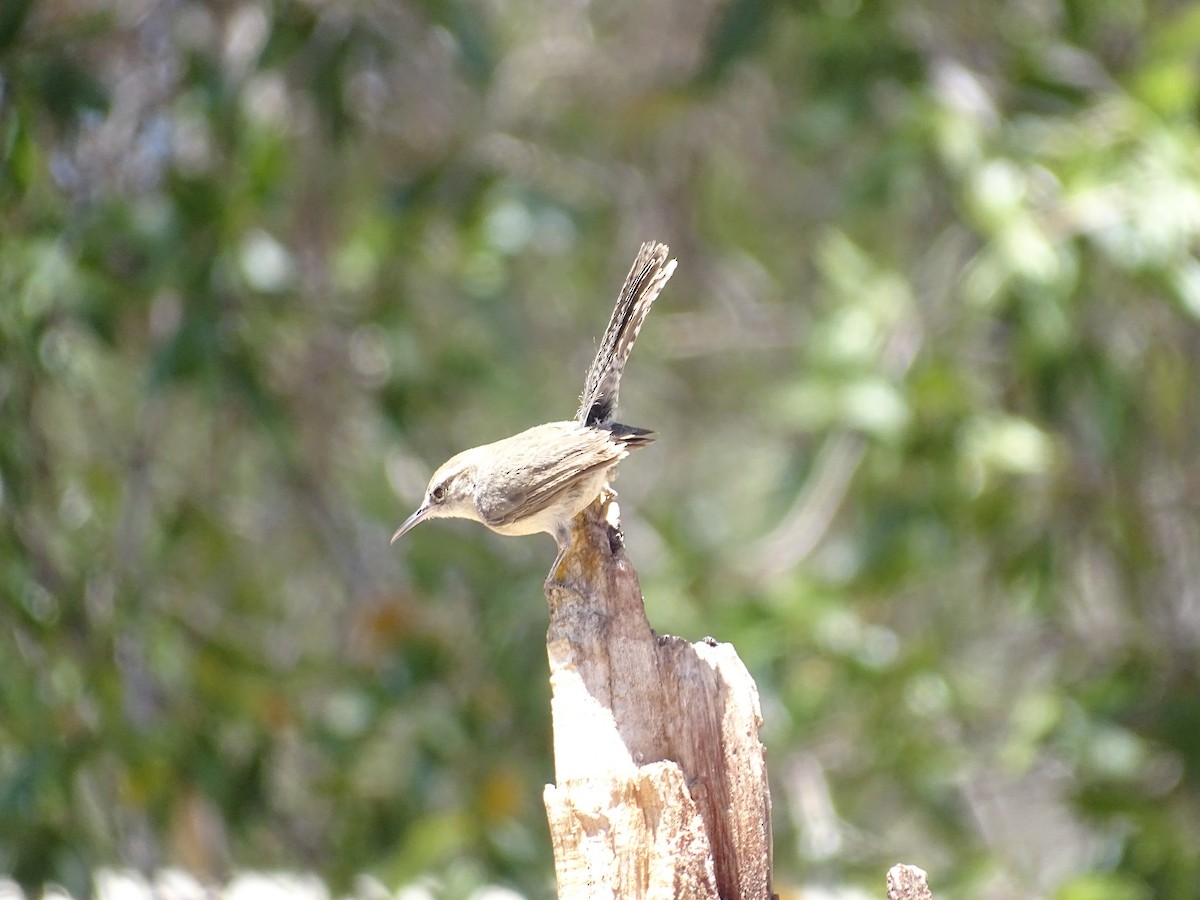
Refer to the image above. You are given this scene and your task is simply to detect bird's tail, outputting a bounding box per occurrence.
[577,241,677,427]
[609,421,655,450]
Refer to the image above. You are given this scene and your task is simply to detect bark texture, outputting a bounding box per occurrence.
[542,497,772,900]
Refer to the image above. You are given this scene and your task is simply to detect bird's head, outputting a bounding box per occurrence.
[390,449,482,543]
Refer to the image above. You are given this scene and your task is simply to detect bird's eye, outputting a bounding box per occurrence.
[430,484,447,504]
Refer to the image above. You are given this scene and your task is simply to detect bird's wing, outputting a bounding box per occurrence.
[474,426,629,529]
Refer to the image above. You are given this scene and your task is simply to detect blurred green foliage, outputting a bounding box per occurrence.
[2,0,1199,898]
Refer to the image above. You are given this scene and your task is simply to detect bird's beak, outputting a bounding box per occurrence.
[390,505,430,544]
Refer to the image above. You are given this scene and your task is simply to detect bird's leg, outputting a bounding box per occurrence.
[598,487,627,555]
[545,490,621,586]
[545,525,572,586]
[546,546,567,586]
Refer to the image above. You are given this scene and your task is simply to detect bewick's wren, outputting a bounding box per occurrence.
[391,241,677,571]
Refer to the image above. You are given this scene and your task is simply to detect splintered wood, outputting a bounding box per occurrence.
[542,498,772,900]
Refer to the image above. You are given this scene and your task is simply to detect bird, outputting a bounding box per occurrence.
[390,241,677,572]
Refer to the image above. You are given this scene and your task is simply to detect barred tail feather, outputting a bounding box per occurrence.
[577,241,677,426]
